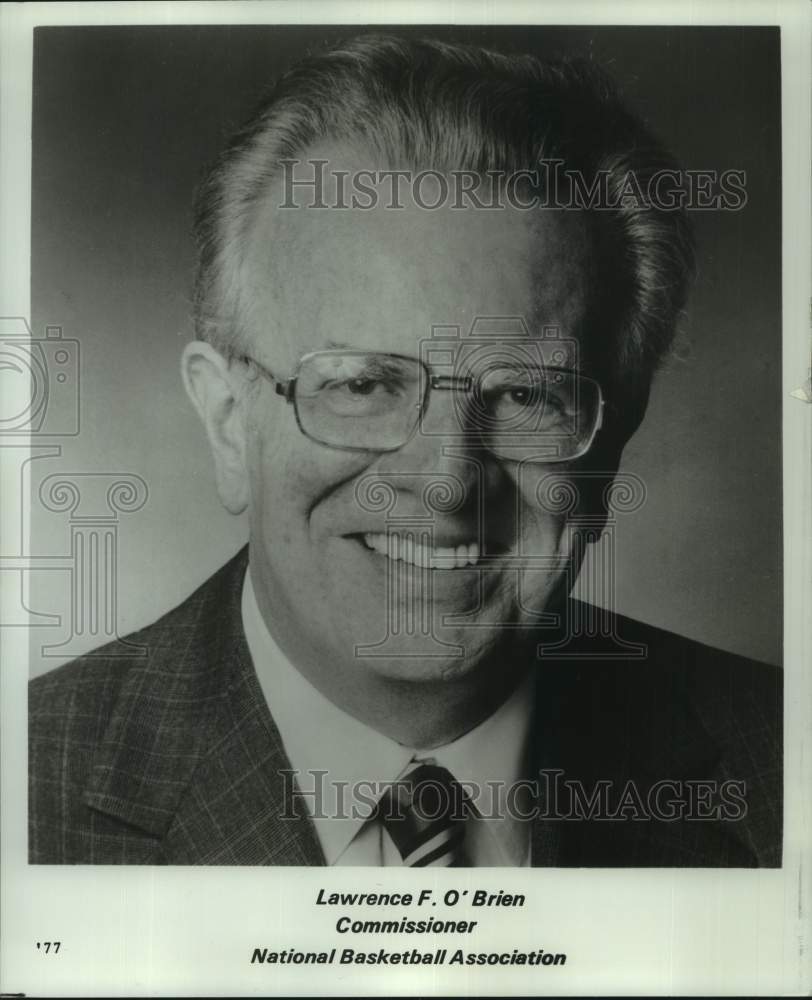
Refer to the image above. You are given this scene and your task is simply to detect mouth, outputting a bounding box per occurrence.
[360,531,483,570]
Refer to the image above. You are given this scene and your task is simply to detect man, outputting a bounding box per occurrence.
[29,35,781,867]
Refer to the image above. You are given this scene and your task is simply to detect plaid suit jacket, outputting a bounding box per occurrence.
[29,547,782,866]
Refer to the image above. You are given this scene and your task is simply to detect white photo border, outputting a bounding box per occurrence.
[1,1,809,997]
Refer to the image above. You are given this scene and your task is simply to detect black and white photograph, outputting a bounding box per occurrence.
[2,1,809,996]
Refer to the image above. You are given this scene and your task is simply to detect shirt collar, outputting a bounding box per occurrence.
[241,568,534,865]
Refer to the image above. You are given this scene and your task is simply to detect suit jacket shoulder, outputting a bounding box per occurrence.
[29,547,323,865]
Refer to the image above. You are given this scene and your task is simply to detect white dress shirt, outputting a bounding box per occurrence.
[242,569,534,866]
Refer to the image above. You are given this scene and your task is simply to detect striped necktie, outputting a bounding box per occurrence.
[378,761,469,867]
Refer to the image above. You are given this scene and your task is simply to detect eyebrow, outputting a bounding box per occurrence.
[309,345,418,383]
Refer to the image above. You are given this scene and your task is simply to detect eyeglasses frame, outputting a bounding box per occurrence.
[235,348,606,462]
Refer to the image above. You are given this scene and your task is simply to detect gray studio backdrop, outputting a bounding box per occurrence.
[27,24,782,674]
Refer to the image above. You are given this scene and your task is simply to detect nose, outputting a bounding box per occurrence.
[373,387,489,513]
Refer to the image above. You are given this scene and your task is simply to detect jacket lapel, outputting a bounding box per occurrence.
[83,548,325,866]
[528,626,750,867]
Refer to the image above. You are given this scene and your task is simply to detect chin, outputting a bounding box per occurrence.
[352,648,488,685]
[341,605,513,685]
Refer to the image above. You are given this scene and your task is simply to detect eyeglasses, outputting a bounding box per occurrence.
[236,349,605,463]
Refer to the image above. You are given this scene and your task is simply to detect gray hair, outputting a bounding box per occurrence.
[193,33,694,439]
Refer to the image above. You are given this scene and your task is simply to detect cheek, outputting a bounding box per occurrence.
[505,464,573,554]
[246,415,372,543]
[244,412,316,545]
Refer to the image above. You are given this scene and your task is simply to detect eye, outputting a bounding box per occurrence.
[344,377,383,396]
[508,385,535,406]
[327,375,402,398]
[319,374,408,416]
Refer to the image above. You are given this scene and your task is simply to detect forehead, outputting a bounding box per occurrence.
[238,147,596,366]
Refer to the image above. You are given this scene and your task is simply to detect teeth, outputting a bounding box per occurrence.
[434,546,455,567]
[363,533,480,569]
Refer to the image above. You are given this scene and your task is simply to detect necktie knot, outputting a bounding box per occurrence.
[378,761,469,867]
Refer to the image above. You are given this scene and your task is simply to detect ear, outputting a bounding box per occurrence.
[181,341,249,515]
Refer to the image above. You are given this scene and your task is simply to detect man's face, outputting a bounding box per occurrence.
[235,152,598,691]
